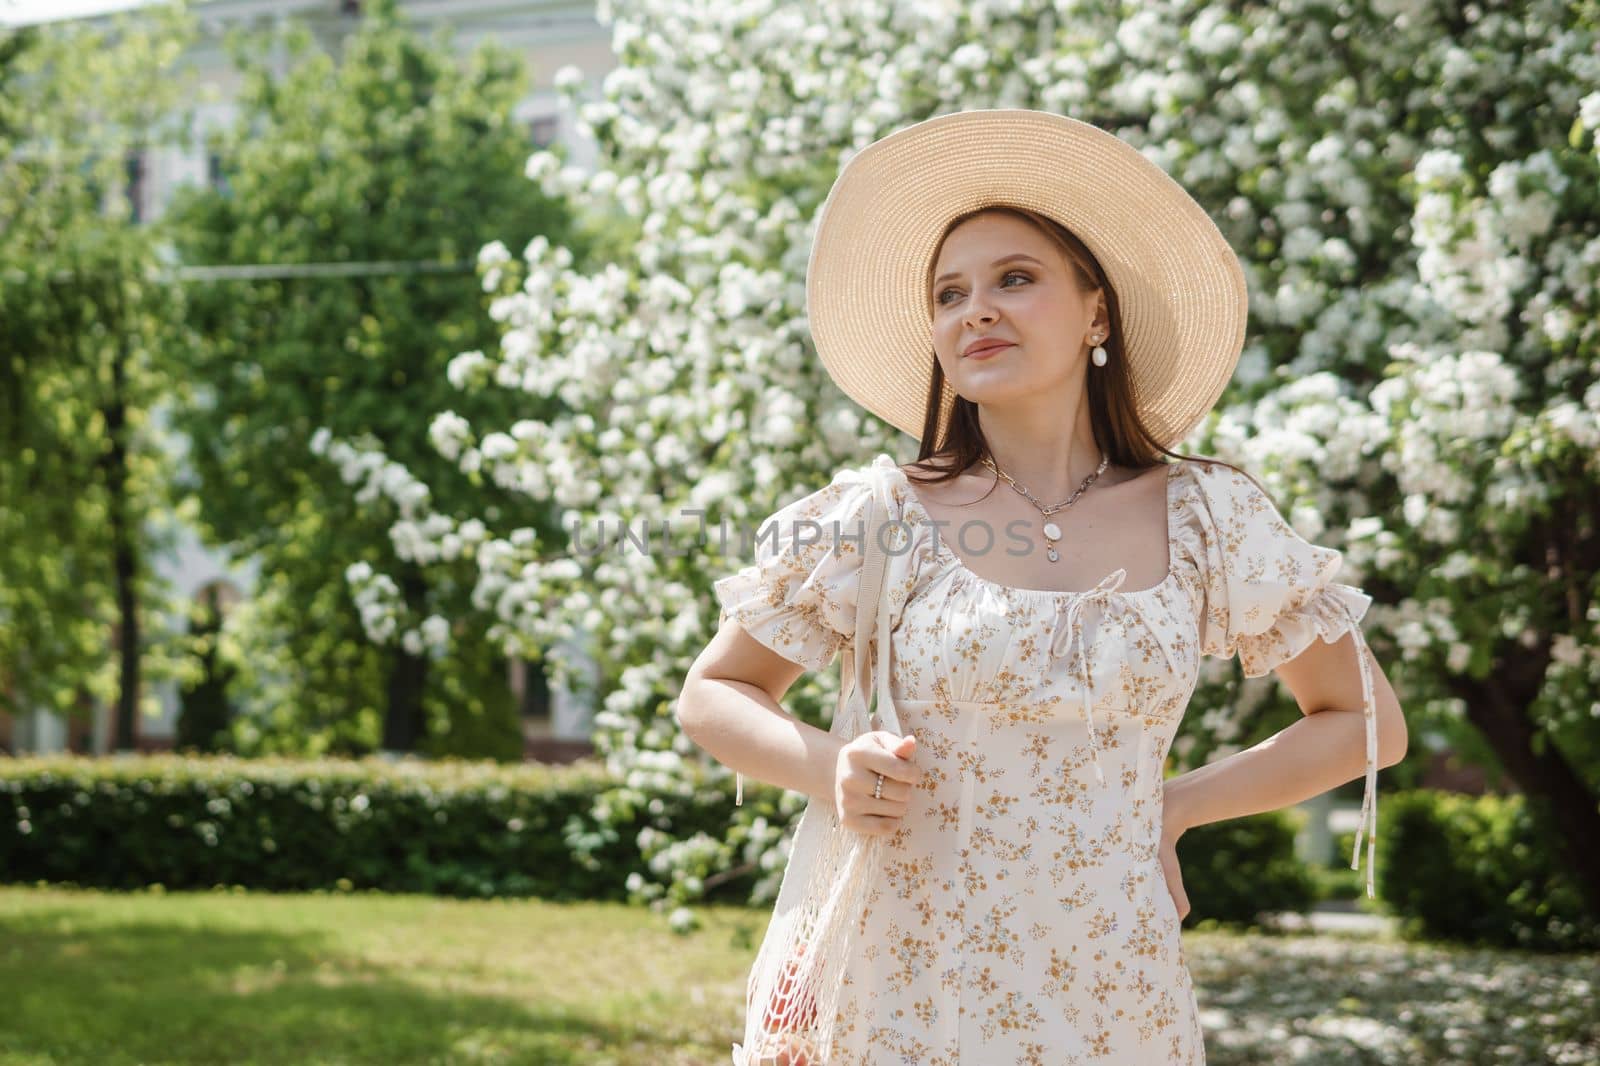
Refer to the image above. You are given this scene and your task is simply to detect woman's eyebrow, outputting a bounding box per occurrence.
[933,253,1045,286]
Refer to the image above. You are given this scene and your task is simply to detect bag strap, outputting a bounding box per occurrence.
[734,464,899,807]
[846,465,902,736]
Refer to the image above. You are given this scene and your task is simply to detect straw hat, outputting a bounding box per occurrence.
[804,108,1249,452]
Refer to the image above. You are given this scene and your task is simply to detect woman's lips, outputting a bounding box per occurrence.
[964,343,1015,360]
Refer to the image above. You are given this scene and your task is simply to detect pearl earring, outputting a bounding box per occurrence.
[1090,334,1108,367]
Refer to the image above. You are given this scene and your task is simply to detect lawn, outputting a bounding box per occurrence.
[1,886,1594,1065]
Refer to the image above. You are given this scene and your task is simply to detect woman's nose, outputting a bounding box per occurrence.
[964,293,997,326]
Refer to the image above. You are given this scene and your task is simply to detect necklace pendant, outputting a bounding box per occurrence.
[1046,547,1059,562]
[1042,521,1062,541]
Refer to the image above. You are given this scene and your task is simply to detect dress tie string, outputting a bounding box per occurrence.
[1047,567,1128,788]
[1335,596,1382,900]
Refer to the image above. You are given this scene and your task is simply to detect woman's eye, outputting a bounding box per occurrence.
[935,271,1030,306]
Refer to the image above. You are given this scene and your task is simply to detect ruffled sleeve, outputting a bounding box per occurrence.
[713,466,876,673]
[1180,460,1384,898]
[711,462,886,807]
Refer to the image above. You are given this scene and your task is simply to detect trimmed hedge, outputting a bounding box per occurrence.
[1175,807,1318,927]
[1364,789,1600,952]
[0,754,1335,925]
[0,753,730,900]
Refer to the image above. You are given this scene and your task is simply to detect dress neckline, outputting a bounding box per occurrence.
[881,457,1184,600]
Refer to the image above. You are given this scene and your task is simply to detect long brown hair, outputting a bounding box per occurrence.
[906,204,1262,501]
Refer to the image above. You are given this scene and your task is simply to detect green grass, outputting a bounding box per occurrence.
[0,885,760,1065]
[2,885,1595,1065]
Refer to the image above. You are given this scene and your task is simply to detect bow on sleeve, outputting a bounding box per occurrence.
[1187,461,1383,898]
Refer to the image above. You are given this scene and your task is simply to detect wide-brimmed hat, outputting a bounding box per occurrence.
[805,108,1249,451]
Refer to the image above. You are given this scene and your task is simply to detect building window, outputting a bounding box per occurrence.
[529,115,559,148]
[207,151,230,195]
[125,150,144,223]
[514,658,551,722]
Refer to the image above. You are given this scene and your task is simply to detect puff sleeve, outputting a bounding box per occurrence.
[712,468,875,671]
[1185,460,1384,898]
[712,466,878,806]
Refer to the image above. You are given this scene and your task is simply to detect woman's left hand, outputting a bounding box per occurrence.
[1160,780,1191,922]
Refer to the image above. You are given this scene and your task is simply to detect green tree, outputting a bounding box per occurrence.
[333,0,1600,924]
[0,5,198,747]
[163,0,584,755]
[174,584,236,753]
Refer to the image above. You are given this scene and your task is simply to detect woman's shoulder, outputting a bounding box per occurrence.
[1169,455,1286,519]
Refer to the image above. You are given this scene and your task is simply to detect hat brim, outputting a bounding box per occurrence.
[805,108,1249,451]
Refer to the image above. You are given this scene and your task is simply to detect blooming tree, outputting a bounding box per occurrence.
[320,0,1600,925]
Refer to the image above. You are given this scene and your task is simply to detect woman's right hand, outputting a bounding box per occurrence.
[834,731,922,835]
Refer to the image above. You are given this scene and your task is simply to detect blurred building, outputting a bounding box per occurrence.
[1,0,612,762]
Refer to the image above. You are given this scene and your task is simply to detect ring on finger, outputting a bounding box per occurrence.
[873,772,885,800]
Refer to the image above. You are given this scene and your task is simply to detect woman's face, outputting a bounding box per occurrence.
[929,211,1105,408]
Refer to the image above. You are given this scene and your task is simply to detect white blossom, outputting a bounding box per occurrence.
[309,0,1600,930]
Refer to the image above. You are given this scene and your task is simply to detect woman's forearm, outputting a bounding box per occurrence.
[677,675,844,806]
[1163,707,1371,836]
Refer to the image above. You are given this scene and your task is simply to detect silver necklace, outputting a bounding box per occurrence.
[979,453,1110,563]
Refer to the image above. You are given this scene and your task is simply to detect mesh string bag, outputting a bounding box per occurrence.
[731,466,905,1066]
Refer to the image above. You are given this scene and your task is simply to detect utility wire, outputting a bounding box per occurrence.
[168,258,477,281]
[2,8,609,34]
[3,257,488,284]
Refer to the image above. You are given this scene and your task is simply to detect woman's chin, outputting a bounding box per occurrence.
[951,374,1036,404]
[953,363,1030,388]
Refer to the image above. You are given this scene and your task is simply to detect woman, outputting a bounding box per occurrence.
[679,109,1408,1065]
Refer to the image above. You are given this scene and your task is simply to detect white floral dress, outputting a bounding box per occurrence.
[712,453,1379,1065]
